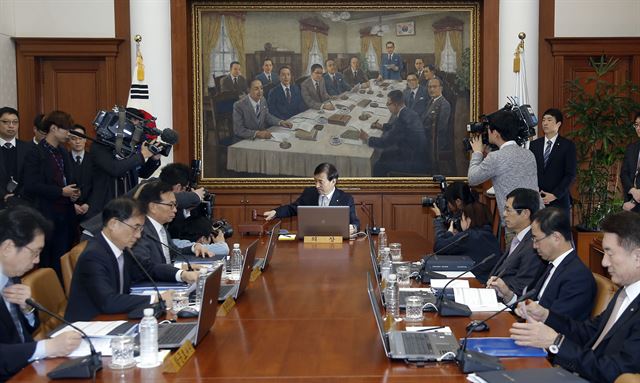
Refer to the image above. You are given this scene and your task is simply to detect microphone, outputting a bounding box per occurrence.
[418,232,470,283]
[160,128,179,145]
[143,232,194,271]
[455,289,538,373]
[360,203,380,235]
[124,247,167,319]
[25,299,102,380]
[435,253,497,317]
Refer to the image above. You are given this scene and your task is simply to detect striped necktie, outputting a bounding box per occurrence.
[543,140,552,166]
[4,279,25,342]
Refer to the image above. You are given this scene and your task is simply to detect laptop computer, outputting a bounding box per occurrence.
[366,273,459,362]
[218,239,258,302]
[157,266,222,349]
[297,206,350,239]
[253,220,280,270]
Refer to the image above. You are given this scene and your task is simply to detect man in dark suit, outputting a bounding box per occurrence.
[359,90,428,176]
[620,112,640,213]
[23,111,80,280]
[0,107,31,209]
[486,188,546,296]
[423,78,451,169]
[268,66,307,120]
[342,57,368,87]
[323,59,351,96]
[31,113,46,147]
[301,64,335,111]
[68,124,92,219]
[379,41,403,80]
[220,61,247,95]
[529,108,577,213]
[1,206,81,380]
[65,198,170,322]
[491,207,596,320]
[263,163,360,234]
[255,58,278,87]
[413,58,428,86]
[233,80,293,140]
[403,74,428,119]
[511,211,640,383]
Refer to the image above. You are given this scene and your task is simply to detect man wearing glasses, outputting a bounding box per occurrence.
[621,112,640,212]
[488,207,596,321]
[301,64,335,111]
[0,107,30,209]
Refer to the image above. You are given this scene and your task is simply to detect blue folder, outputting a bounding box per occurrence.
[462,337,547,357]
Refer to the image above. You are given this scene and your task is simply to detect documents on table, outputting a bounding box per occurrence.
[405,326,453,334]
[453,288,506,312]
[430,279,470,289]
[50,321,135,338]
[437,271,476,279]
[269,132,292,143]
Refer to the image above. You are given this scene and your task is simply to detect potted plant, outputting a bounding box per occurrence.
[565,56,640,231]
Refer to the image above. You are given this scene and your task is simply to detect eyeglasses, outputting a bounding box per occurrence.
[154,200,177,209]
[0,120,19,126]
[117,220,144,233]
[22,245,41,258]
[532,234,550,244]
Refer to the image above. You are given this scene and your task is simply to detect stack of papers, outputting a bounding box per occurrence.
[430,279,470,289]
[49,321,138,358]
[130,282,195,296]
[453,288,506,312]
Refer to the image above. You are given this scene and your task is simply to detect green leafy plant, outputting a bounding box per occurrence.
[454,47,470,94]
[565,56,640,230]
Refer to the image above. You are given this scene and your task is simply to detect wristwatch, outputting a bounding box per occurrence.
[548,333,565,354]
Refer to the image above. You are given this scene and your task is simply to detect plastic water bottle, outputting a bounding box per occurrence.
[377,228,388,258]
[384,274,400,320]
[379,247,393,283]
[138,308,159,367]
[229,243,243,282]
[195,268,209,308]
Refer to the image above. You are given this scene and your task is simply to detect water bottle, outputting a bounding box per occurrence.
[377,228,388,258]
[138,308,159,367]
[195,268,209,308]
[384,274,400,320]
[379,247,392,284]
[229,243,243,282]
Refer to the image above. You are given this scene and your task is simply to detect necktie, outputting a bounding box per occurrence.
[508,235,521,256]
[536,263,555,299]
[159,227,171,264]
[255,103,260,118]
[75,155,82,165]
[320,195,329,207]
[388,54,392,61]
[3,142,12,149]
[409,91,415,106]
[332,75,337,88]
[4,279,25,342]
[267,74,271,82]
[117,253,125,294]
[315,82,321,99]
[233,77,238,87]
[592,290,627,350]
[285,87,291,103]
[353,70,357,78]
[543,140,552,166]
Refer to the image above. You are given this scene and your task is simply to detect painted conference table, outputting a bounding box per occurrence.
[12,231,549,382]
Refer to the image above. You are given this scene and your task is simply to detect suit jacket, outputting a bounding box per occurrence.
[488,229,546,295]
[300,77,331,110]
[323,73,351,96]
[255,72,279,87]
[620,141,640,205]
[65,234,152,321]
[414,70,428,87]
[70,150,93,205]
[267,84,307,120]
[546,289,640,383]
[380,53,403,80]
[274,187,360,230]
[342,67,368,87]
[423,96,452,152]
[530,135,577,209]
[87,143,160,218]
[535,251,596,321]
[403,86,429,119]
[0,139,30,207]
[0,277,39,381]
[232,96,281,139]
[220,74,247,94]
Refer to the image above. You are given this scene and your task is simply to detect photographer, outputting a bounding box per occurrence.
[430,201,499,284]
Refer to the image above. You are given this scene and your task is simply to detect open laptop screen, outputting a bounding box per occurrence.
[297,206,349,239]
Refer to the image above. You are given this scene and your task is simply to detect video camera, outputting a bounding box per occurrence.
[90,106,178,158]
[463,99,537,152]
[188,159,215,219]
[421,175,462,232]
[212,219,234,239]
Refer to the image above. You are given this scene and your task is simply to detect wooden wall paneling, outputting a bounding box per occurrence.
[538,0,555,121]
[352,193,383,230]
[170,0,191,165]
[114,0,132,106]
[382,194,433,249]
[481,0,499,113]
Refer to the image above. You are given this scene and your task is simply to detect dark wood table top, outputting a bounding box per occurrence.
[11,231,549,382]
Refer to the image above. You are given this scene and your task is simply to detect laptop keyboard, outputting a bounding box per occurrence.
[158,323,195,345]
[401,332,434,355]
[219,284,235,298]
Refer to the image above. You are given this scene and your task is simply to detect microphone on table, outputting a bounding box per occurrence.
[360,202,380,235]
[25,299,103,380]
[455,288,538,374]
[124,247,167,319]
[418,232,470,284]
[143,232,194,271]
[434,253,497,317]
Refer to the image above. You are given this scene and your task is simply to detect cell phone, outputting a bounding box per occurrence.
[6,177,18,193]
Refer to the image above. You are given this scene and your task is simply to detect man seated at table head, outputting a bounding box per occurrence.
[301,64,335,111]
[1,206,82,380]
[263,162,359,235]
[220,61,247,95]
[255,58,278,87]
[268,66,307,120]
[490,207,596,320]
[403,73,428,119]
[358,90,428,176]
[486,188,546,296]
[65,198,172,322]
[510,210,640,383]
[233,80,292,140]
[323,59,351,96]
[342,56,368,87]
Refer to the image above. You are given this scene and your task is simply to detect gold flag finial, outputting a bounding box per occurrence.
[135,35,145,81]
[513,32,526,73]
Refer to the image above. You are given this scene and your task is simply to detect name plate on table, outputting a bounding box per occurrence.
[163,340,195,373]
[217,296,235,316]
[250,267,262,282]
[328,114,351,126]
[303,236,343,243]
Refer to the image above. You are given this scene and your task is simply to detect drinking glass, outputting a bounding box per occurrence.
[389,243,402,261]
[405,296,424,322]
[396,265,411,287]
[109,335,136,369]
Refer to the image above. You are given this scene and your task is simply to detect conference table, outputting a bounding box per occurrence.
[12,231,550,382]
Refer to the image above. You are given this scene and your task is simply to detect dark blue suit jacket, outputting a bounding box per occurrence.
[65,234,151,321]
[380,53,403,80]
[274,187,360,230]
[546,289,640,382]
[403,86,429,119]
[267,84,307,120]
[530,135,577,209]
[535,250,596,321]
[0,139,30,207]
[323,73,351,95]
[620,141,640,212]
[255,72,279,87]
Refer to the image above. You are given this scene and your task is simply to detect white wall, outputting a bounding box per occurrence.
[555,0,640,37]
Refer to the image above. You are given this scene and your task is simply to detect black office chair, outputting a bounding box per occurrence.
[295,75,309,86]
[213,91,240,146]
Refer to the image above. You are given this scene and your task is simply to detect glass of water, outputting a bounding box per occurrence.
[389,243,402,261]
[109,335,136,369]
[405,296,424,322]
[396,264,411,287]
[172,290,190,313]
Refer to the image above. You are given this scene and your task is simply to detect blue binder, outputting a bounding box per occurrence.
[463,337,547,357]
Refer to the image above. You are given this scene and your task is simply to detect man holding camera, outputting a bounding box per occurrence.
[0,107,30,209]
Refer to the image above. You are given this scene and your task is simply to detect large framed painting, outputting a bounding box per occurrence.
[192,1,480,189]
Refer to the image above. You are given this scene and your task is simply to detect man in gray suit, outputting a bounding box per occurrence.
[423,78,451,168]
[342,57,368,87]
[220,61,247,95]
[301,64,335,111]
[233,80,292,140]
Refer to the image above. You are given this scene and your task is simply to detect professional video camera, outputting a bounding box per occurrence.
[86,106,179,158]
[463,98,537,152]
[212,219,234,239]
[188,159,215,219]
[421,175,462,232]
